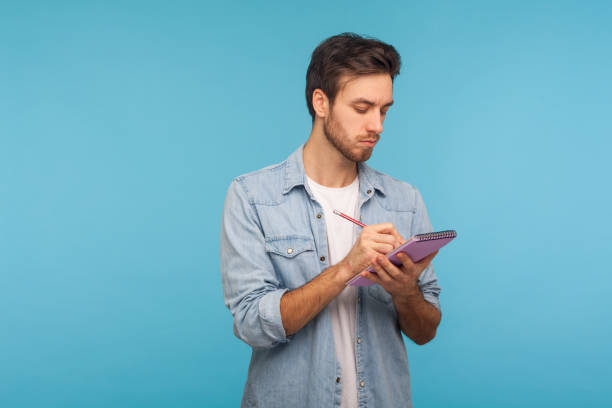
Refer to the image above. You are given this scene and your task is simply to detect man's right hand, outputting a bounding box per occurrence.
[338,222,405,281]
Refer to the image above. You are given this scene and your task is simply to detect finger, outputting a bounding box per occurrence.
[361,227,399,249]
[372,223,405,245]
[371,232,399,249]
[397,251,424,276]
[390,228,405,246]
[377,254,403,280]
[370,242,395,255]
[360,270,384,286]
[370,257,393,283]
[369,222,395,232]
[396,251,416,269]
[368,232,397,245]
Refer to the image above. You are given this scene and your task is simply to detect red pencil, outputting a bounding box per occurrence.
[332,209,367,228]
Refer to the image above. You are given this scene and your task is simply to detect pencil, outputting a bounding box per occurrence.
[332,209,367,228]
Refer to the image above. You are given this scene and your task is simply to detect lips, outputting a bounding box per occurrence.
[360,140,378,147]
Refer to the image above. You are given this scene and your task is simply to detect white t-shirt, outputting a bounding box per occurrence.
[306,175,359,408]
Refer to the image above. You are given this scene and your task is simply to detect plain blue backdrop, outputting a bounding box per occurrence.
[1,1,610,407]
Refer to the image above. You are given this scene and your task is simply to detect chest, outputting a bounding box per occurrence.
[253,187,417,289]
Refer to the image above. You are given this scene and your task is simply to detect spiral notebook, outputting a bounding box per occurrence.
[347,230,457,287]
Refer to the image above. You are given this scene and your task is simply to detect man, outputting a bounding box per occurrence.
[220,33,442,407]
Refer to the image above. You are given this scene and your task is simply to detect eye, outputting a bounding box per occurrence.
[354,106,368,114]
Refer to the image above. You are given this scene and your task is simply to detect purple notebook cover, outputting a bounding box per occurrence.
[347,230,456,287]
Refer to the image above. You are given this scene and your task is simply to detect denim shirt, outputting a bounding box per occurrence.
[220,145,441,408]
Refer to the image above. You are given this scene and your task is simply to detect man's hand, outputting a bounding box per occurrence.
[361,250,441,345]
[337,223,405,281]
[361,250,438,303]
[281,222,405,336]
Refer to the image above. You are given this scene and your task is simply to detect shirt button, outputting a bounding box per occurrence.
[336,377,341,383]
[367,189,372,194]
[287,248,293,254]
[357,337,362,344]
[320,256,326,262]
[360,381,365,387]
[316,213,322,219]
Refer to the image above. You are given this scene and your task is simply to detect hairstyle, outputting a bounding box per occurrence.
[305,32,401,122]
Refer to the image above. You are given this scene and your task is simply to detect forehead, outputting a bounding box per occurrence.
[336,74,393,104]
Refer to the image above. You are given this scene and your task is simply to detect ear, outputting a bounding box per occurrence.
[311,89,330,119]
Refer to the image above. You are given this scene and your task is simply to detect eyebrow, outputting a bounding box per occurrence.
[351,98,394,108]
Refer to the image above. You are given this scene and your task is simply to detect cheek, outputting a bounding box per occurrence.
[343,123,361,140]
[333,108,365,138]
[343,114,365,136]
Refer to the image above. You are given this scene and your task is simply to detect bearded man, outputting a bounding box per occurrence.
[220,33,442,408]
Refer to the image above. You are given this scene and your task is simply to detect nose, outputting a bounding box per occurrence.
[366,111,384,134]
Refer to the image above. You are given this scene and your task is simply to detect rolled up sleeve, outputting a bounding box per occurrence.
[220,179,290,349]
[418,264,442,312]
[412,189,443,312]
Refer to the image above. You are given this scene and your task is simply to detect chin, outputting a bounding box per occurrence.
[352,147,373,162]
[360,152,373,162]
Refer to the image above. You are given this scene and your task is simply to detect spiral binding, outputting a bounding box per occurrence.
[414,230,457,241]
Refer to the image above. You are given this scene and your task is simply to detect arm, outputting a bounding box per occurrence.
[220,180,291,349]
[392,187,443,344]
[280,263,348,335]
[361,251,441,345]
[281,223,405,335]
[394,294,441,345]
[221,180,404,346]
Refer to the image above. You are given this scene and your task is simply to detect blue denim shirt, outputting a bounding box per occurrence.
[220,145,441,407]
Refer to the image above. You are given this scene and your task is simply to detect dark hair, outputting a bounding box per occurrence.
[305,33,401,121]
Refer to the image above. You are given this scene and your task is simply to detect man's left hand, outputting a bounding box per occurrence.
[360,250,439,303]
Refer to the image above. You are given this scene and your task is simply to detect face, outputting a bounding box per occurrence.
[323,73,394,162]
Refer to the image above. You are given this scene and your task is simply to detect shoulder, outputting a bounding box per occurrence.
[362,164,425,211]
[369,166,419,193]
[229,159,289,206]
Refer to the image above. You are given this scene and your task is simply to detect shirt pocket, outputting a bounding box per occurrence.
[368,198,417,238]
[264,235,317,288]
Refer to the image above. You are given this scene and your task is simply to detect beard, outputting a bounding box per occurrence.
[323,111,377,163]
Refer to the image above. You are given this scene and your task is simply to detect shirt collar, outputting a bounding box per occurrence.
[282,144,386,196]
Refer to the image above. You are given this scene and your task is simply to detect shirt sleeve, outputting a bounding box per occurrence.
[411,188,442,312]
[220,179,290,349]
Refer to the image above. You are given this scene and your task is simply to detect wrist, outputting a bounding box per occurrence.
[392,288,423,308]
[332,260,355,285]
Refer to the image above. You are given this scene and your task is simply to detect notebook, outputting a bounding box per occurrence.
[347,230,457,287]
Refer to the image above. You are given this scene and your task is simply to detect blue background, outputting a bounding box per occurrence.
[1,1,610,406]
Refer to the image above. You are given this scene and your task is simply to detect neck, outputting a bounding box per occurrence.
[303,120,358,188]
